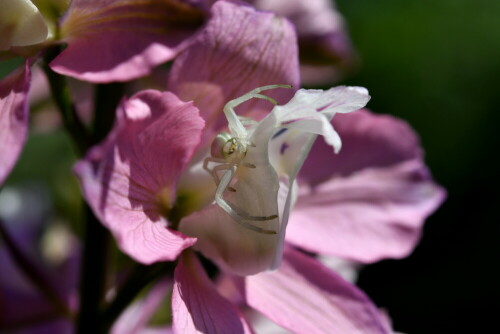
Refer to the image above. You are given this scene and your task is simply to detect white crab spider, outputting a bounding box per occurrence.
[181,84,370,275]
[203,84,291,235]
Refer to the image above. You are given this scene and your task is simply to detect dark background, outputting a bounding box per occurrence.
[335,0,500,332]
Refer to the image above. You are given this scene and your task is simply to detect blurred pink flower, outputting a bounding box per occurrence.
[249,0,356,84]
[0,186,78,334]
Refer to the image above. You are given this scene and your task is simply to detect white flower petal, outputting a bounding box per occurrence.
[280,86,370,118]
[269,86,370,178]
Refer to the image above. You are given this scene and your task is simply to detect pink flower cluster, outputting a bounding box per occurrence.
[0,0,445,333]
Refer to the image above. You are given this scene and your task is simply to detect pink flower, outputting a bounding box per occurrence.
[75,1,444,332]
[75,0,301,272]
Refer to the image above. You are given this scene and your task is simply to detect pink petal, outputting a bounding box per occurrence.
[0,61,30,186]
[251,0,355,84]
[244,247,391,334]
[75,90,204,264]
[287,160,446,263]
[252,0,353,58]
[300,110,423,185]
[50,0,204,82]
[168,0,299,136]
[172,251,254,334]
[180,201,280,276]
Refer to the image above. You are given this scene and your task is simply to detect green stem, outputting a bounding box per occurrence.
[41,47,91,155]
[76,205,110,334]
[0,218,72,318]
[40,46,111,333]
[100,261,175,332]
[73,82,124,334]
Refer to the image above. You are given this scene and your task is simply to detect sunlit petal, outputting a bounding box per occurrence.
[75,90,204,263]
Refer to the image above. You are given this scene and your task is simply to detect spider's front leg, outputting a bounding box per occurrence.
[204,156,256,192]
[214,162,256,192]
[215,165,277,235]
[204,157,238,192]
[203,157,228,172]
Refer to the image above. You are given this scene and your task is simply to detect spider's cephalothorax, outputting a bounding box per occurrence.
[203,84,291,235]
[210,132,247,162]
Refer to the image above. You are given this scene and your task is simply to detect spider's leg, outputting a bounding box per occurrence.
[223,84,292,138]
[238,116,258,128]
[203,157,212,175]
[212,163,237,192]
[203,157,233,186]
[227,85,292,110]
[203,157,230,174]
[249,84,292,95]
[215,166,277,235]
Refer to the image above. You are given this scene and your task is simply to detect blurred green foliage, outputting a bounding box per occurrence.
[0,57,23,79]
[6,130,83,233]
[338,0,500,187]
